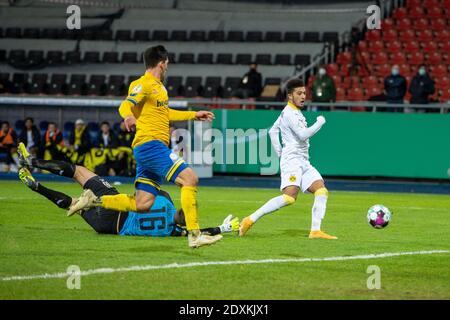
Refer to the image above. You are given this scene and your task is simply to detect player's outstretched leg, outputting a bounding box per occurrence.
[19,167,73,209]
[240,193,296,236]
[308,182,337,240]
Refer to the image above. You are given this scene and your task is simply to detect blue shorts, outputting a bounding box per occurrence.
[134,140,188,195]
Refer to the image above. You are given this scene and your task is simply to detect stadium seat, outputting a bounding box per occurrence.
[23,28,40,39]
[373,52,388,65]
[116,30,132,41]
[103,51,119,63]
[166,76,183,96]
[439,87,450,102]
[5,27,21,38]
[208,30,225,42]
[171,30,187,41]
[264,77,281,85]
[303,31,320,42]
[434,30,450,42]
[422,41,439,54]
[105,75,125,96]
[8,49,26,65]
[10,73,28,94]
[294,54,310,66]
[274,54,291,65]
[84,51,100,63]
[178,53,195,64]
[409,6,425,19]
[46,51,63,65]
[326,63,339,76]
[265,31,282,42]
[246,31,263,42]
[235,53,252,65]
[365,87,382,99]
[0,73,9,93]
[376,64,391,77]
[323,32,339,44]
[430,18,447,31]
[168,52,176,63]
[255,54,272,65]
[227,31,244,42]
[87,75,106,95]
[368,40,384,53]
[413,18,428,31]
[97,29,113,41]
[63,121,74,140]
[134,30,150,41]
[65,51,81,64]
[404,41,420,52]
[382,29,397,42]
[121,52,138,63]
[87,122,99,143]
[396,18,412,31]
[0,50,5,62]
[398,29,415,42]
[190,30,206,41]
[183,77,202,97]
[427,52,442,65]
[430,64,448,78]
[406,0,421,7]
[392,7,408,19]
[365,30,381,41]
[222,77,241,98]
[416,30,433,42]
[41,28,60,39]
[153,30,169,41]
[335,87,346,101]
[14,120,24,134]
[26,73,47,94]
[66,74,86,95]
[80,29,95,40]
[330,75,341,86]
[39,121,49,135]
[399,64,411,76]
[28,50,44,65]
[390,52,406,65]
[408,52,424,65]
[284,31,301,42]
[362,75,379,88]
[381,18,395,31]
[385,40,402,53]
[197,53,214,64]
[202,77,221,98]
[46,74,66,95]
[336,52,352,65]
[61,29,79,40]
[217,53,233,64]
[427,7,443,19]
[442,41,450,55]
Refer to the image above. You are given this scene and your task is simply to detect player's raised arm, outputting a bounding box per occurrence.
[288,114,326,142]
[269,116,282,157]
[168,109,215,122]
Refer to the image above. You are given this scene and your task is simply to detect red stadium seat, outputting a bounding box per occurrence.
[409,6,425,19]
[326,63,339,76]
[376,64,392,77]
[335,87,346,101]
[357,50,370,65]
[435,76,450,90]
[358,40,368,51]
[430,18,447,31]
[399,30,416,42]
[434,30,450,42]
[406,0,421,7]
[439,88,450,102]
[336,52,352,65]
[390,52,406,65]
[408,52,424,65]
[386,40,402,53]
[404,41,420,52]
[347,87,364,101]
[365,87,382,99]
[341,76,352,89]
[430,64,448,77]
[443,53,450,64]
[396,18,412,31]
[331,74,341,85]
[422,41,439,54]
[392,7,408,19]
[441,41,450,54]
[444,0,450,9]
[368,40,384,53]
[427,52,442,65]
[381,18,395,31]
[382,29,397,41]
[399,64,411,76]
[340,64,351,76]
[416,30,433,42]
[413,18,429,30]
[365,30,381,41]
[373,52,388,65]
[427,7,444,19]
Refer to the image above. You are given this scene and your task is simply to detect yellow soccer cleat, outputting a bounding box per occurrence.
[309,230,338,240]
[67,189,99,217]
[188,230,223,248]
[19,167,38,190]
[17,142,33,168]
[239,216,254,237]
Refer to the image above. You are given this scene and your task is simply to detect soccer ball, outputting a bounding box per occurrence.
[367,205,392,229]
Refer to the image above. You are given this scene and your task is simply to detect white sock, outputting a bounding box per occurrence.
[250,194,294,223]
[311,195,327,231]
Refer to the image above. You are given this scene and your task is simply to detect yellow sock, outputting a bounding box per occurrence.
[181,186,200,231]
[101,194,137,212]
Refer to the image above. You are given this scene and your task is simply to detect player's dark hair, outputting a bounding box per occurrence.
[143,45,169,69]
[285,78,305,95]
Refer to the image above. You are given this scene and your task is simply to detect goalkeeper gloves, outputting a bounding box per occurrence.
[219,214,240,233]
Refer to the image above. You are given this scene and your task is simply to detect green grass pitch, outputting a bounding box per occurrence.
[0,180,449,299]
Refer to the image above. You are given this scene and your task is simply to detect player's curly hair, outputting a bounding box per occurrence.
[285,78,305,95]
[143,45,169,69]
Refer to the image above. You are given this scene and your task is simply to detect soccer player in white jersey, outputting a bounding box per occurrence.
[239,78,337,239]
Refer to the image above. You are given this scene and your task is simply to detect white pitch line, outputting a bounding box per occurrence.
[1,250,448,282]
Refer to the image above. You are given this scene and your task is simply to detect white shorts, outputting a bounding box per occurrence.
[279,159,323,193]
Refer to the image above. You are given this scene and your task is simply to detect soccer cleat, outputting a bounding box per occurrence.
[188,230,223,248]
[238,216,254,237]
[17,142,33,168]
[19,167,38,190]
[67,189,99,217]
[219,214,240,233]
[309,230,338,240]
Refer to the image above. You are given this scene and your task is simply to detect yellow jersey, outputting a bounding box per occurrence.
[118,72,196,148]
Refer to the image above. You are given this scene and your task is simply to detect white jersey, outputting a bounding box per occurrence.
[269,103,325,192]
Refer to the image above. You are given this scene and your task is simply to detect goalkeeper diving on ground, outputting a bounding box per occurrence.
[17,143,239,238]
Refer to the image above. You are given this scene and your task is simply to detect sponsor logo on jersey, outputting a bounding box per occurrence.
[157,100,169,107]
[289,175,297,182]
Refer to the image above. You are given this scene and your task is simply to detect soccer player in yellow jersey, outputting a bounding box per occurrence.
[68,45,223,248]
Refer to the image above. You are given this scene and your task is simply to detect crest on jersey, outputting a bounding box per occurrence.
[289,175,297,182]
[131,84,142,95]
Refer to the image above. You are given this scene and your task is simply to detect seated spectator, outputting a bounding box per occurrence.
[18,117,41,158]
[69,119,91,155]
[0,121,18,171]
[312,66,336,103]
[96,121,118,149]
[233,62,262,99]
[384,65,407,111]
[117,120,134,148]
[409,65,435,105]
[43,122,65,160]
